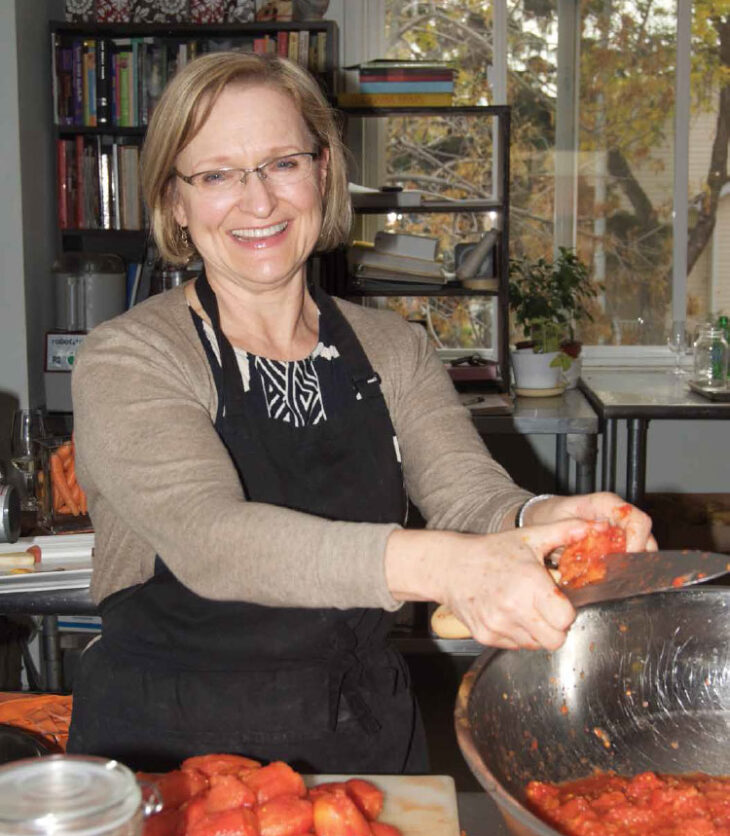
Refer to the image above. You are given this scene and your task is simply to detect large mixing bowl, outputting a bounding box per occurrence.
[455,587,730,836]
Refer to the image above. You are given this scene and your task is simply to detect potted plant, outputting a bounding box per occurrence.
[508,247,598,390]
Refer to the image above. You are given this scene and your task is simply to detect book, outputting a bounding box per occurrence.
[56,139,69,229]
[359,71,454,83]
[337,92,453,108]
[287,30,299,63]
[350,273,448,292]
[96,38,111,126]
[97,136,113,230]
[82,40,97,127]
[315,31,327,73]
[349,59,453,71]
[348,243,445,282]
[72,38,84,126]
[359,81,454,94]
[119,145,142,230]
[298,29,309,68]
[373,231,439,261]
[75,134,85,228]
[276,30,288,57]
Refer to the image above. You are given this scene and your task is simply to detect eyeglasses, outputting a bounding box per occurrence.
[174,152,319,195]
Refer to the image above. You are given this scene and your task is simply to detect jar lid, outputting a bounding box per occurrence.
[0,756,141,835]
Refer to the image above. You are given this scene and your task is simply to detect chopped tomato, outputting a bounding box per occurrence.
[241,761,306,805]
[137,768,208,810]
[182,753,261,778]
[312,792,372,836]
[142,808,183,836]
[307,782,348,804]
[345,779,383,820]
[257,794,314,836]
[370,824,403,836]
[187,807,259,836]
[206,774,257,812]
[557,525,627,588]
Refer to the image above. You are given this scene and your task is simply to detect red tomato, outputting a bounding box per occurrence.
[206,774,257,812]
[187,807,259,836]
[241,761,306,805]
[142,808,182,836]
[182,754,262,778]
[307,783,348,804]
[257,794,314,836]
[137,768,208,810]
[312,792,372,836]
[370,824,403,836]
[345,779,383,821]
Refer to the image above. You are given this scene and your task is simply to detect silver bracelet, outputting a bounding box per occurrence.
[516,493,556,528]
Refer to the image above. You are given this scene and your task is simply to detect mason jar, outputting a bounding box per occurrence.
[693,324,729,387]
[0,756,146,835]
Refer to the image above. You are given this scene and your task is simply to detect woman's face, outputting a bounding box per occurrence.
[172,83,328,293]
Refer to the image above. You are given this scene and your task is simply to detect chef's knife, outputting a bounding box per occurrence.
[431,549,730,639]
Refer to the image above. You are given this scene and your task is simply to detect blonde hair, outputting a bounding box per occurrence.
[140,52,352,265]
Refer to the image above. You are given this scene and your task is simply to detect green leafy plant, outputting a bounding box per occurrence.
[509,247,599,357]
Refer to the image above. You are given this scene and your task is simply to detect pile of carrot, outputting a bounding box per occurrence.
[49,439,87,517]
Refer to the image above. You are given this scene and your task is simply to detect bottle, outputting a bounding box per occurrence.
[718,315,730,377]
[693,323,729,388]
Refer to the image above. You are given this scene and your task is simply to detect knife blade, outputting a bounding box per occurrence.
[431,549,730,639]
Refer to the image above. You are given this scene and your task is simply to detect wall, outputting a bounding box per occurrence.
[0,0,62,466]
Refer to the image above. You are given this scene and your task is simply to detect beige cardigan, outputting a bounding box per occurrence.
[71,286,531,608]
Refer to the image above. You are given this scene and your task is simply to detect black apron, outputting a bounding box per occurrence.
[68,274,428,775]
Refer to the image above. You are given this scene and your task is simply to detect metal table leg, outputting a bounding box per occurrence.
[568,433,597,494]
[555,435,570,494]
[601,418,618,492]
[626,417,648,507]
[40,615,63,692]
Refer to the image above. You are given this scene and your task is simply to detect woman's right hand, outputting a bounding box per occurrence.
[385,518,592,651]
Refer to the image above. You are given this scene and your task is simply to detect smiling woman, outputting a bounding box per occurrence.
[67,51,654,775]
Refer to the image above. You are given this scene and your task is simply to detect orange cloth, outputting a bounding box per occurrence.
[0,693,72,752]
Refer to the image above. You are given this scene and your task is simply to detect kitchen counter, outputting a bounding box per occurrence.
[458,791,510,836]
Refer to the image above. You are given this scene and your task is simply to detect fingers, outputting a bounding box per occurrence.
[520,517,593,560]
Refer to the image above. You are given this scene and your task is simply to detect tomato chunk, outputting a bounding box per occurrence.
[241,761,306,804]
[307,783,347,804]
[312,792,371,836]
[345,779,383,821]
[557,525,627,588]
[257,794,314,836]
[187,807,259,836]
[206,773,257,812]
[138,768,208,810]
[182,753,261,778]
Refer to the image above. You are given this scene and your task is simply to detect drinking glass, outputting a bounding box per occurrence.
[666,320,688,375]
[10,408,46,511]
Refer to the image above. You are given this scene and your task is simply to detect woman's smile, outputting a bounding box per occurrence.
[229,220,290,247]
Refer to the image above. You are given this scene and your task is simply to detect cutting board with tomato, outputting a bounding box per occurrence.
[305,775,460,836]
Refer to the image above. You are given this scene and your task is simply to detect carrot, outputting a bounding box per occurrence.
[79,488,88,515]
[56,443,72,463]
[50,451,79,516]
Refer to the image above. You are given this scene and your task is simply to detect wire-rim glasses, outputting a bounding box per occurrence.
[174,152,319,194]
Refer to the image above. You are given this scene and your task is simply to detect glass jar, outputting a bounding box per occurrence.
[693,324,729,388]
[35,436,92,534]
[0,756,143,835]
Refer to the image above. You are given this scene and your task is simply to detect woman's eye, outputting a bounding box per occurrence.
[273,157,298,171]
[201,171,228,184]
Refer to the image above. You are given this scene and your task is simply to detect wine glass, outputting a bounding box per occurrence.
[667,320,688,376]
[10,408,46,511]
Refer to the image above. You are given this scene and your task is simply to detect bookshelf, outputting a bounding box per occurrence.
[334,104,512,391]
[49,19,339,262]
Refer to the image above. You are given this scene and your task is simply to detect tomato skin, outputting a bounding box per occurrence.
[187,806,259,836]
[142,808,182,836]
[182,754,262,778]
[312,792,372,836]
[206,774,257,812]
[345,779,383,821]
[257,794,314,836]
[241,762,307,805]
[369,824,402,836]
[307,783,348,804]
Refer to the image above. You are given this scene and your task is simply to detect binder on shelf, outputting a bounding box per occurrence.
[348,244,445,284]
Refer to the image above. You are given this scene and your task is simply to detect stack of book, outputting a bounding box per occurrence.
[338,59,454,108]
[347,232,446,289]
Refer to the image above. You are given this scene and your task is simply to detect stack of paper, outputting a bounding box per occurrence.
[348,232,446,285]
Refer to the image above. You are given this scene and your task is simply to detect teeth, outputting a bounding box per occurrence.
[231,221,288,240]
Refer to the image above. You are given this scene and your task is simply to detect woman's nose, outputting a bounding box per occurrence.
[234,171,277,216]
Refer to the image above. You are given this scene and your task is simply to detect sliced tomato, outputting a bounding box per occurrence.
[206,773,257,812]
[142,808,182,836]
[182,753,262,778]
[257,794,314,836]
[312,792,372,836]
[138,768,208,810]
[345,779,383,821]
[241,761,306,805]
[307,783,348,804]
[370,823,403,836]
[187,807,259,836]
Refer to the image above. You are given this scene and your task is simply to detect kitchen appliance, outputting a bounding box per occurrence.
[46,253,127,412]
[455,587,730,836]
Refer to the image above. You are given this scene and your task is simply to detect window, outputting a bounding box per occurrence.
[350,0,729,354]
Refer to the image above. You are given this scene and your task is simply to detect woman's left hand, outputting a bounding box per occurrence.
[522,492,657,553]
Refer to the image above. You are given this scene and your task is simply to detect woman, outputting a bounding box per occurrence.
[68,53,654,773]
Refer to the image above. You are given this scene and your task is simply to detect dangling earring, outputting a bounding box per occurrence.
[180,226,189,247]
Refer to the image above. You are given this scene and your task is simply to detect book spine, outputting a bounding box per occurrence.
[297,30,309,69]
[253,36,267,55]
[359,71,454,82]
[118,51,130,127]
[287,31,299,63]
[97,136,111,230]
[51,33,60,125]
[131,37,140,127]
[112,140,121,231]
[316,31,327,74]
[358,81,454,93]
[65,140,77,230]
[72,39,83,126]
[57,139,68,229]
[337,92,453,107]
[276,30,288,57]
[83,40,97,127]
[96,38,110,126]
[75,135,85,228]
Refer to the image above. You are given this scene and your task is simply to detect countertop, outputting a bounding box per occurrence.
[458,791,510,836]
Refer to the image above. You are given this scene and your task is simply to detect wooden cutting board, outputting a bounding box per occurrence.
[305,774,460,836]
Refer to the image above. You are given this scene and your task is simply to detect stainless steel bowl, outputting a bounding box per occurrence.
[455,587,730,836]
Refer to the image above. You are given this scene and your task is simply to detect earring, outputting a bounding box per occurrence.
[180,226,189,247]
